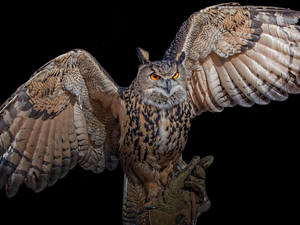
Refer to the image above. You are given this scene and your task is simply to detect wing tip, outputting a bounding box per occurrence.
[248,6,300,26]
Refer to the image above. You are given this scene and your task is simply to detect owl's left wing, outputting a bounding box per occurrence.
[164,3,300,115]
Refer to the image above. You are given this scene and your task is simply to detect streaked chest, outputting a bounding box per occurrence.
[120,98,192,163]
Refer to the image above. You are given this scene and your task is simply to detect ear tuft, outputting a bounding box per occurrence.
[136,47,150,64]
[176,51,186,64]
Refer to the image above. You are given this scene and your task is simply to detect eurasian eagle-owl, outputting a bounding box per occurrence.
[1,2,300,225]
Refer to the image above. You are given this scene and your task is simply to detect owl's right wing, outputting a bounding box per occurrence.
[164,3,300,115]
[0,49,125,197]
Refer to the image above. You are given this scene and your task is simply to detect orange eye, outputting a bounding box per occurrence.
[173,72,179,79]
[150,73,160,81]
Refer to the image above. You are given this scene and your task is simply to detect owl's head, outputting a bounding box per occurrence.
[135,48,188,110]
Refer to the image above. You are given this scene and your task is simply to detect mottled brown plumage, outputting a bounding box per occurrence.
[1,3,300,225]
[120,66,192,222]
[0,50,122,196]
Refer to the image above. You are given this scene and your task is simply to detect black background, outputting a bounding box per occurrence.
[1,1,299,224]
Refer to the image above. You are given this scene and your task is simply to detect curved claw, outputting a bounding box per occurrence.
[174,163,182,171]
[161,189,166,203]
[144,205,158,210]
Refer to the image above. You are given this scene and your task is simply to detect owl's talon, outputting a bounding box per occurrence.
[144,205,158,210]
[174,163,182,171]
[161,189,166,203]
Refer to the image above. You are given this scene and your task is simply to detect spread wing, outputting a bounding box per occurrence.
[164,3,300,115]
[0,49,124,197]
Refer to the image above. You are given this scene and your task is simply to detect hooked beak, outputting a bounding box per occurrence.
[165,80,172,94]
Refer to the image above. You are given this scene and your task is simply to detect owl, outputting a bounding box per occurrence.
[1,2,300,225]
